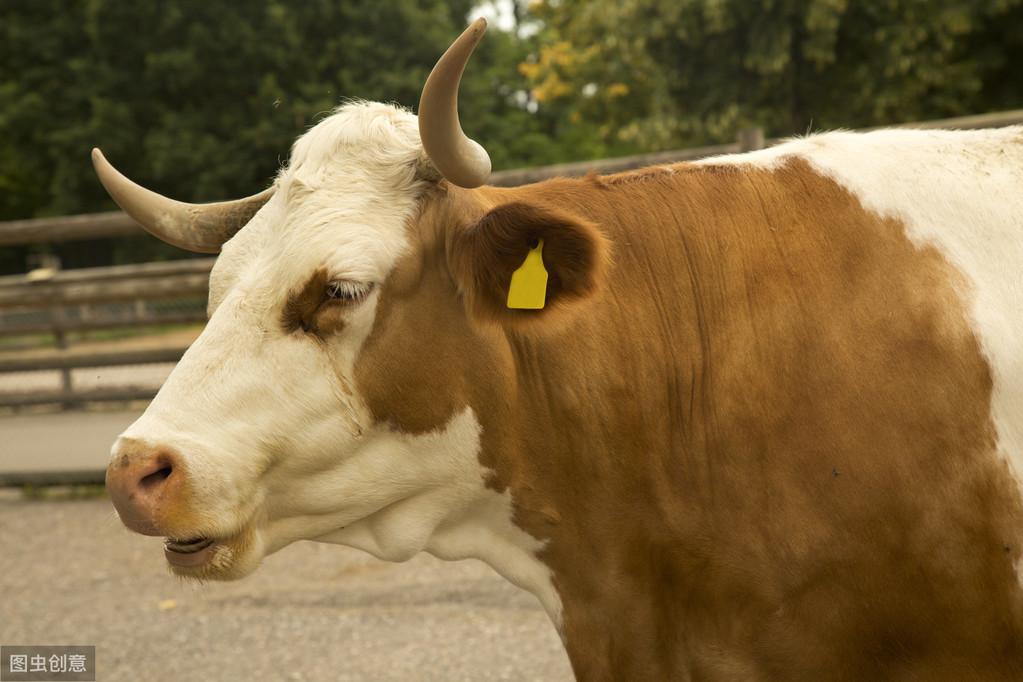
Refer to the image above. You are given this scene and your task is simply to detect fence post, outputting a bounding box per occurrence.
[27,253,75,407]
[737,127,765,152]
[133,299,148,323]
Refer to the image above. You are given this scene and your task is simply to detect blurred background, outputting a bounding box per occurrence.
[1,1,1022,679]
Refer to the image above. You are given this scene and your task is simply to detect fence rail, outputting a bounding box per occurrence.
[880,109,1023,130]
[0,346,189,373]
[0,212,138,247]
[0,469,107,487]
[0,310,205,336]
[2,107,1022,413]
[490,141,747,186]
[0,385,159,408]
[0,257,214,287]
[0,262,206,409]
[0,273,208,310]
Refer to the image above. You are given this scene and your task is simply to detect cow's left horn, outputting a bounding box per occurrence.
[91,148,274,253]
[418,17,491,189]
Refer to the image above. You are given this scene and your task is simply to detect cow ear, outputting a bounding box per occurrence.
[449,201,610,327]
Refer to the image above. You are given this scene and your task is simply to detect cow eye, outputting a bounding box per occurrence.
[324,279,372,304]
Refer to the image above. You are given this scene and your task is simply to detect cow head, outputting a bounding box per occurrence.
[98,19,607,618]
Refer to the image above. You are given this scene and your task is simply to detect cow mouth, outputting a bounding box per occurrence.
[159,521,259,578]
[164,536,217,567]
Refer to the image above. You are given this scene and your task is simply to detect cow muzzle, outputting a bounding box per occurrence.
[106,438,184,537]
[106,436,262,576]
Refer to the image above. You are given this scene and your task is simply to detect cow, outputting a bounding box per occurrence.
[97,18,1023,681]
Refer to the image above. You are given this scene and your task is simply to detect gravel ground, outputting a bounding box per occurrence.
[0,493,573,681]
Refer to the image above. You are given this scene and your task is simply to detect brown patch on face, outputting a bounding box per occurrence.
[280,267,349,337]
[354,193,515,436]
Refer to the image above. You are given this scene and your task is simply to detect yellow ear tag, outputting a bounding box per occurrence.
[506,238,548,309]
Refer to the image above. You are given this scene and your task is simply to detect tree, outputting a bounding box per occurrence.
[0,0,547,269]
[521,0,1023,151]
[2,0,1023,274]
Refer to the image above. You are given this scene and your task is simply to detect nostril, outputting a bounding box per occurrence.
[139,465,172,490]
[107,441,183,536]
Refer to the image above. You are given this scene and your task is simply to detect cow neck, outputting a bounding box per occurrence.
[480,160,1023,679]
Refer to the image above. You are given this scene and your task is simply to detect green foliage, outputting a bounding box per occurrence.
[524,0,1023,149]
[1,0,520,269]
[0,0,483,221]
[1,0,1022,273]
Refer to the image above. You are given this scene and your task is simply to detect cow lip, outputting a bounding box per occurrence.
[164,536,215,554]
[164,536,218,567]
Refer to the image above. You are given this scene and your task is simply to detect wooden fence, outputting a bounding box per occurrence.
[0,259,210,408]
[1,108,1022,410]
[0,259,212,311]
[0,255,211,404]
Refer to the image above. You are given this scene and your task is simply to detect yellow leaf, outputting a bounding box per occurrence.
[606,83,630,97]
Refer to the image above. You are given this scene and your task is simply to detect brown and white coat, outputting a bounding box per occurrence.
[99,22,1023,682]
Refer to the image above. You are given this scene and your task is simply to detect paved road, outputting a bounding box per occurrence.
[0,409,141,473]
[0,494,573,681]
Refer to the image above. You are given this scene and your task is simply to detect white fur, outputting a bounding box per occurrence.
[111,102,562,624]
[311,408,562,625]
[699,127,1023,499]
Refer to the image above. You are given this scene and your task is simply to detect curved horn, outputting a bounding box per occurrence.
[91,148,274,254]
[418,17,492,189]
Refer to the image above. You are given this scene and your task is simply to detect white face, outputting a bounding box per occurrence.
[110,104,441,569]
[109,102,561,624]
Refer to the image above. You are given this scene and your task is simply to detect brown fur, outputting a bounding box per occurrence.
[356,159,1023,680]
[281,267,349,337]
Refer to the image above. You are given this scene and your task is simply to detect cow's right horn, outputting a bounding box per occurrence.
[418,17,492,189]
[91,148,274,254]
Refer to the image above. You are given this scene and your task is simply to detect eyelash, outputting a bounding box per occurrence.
[324,279,372,304]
